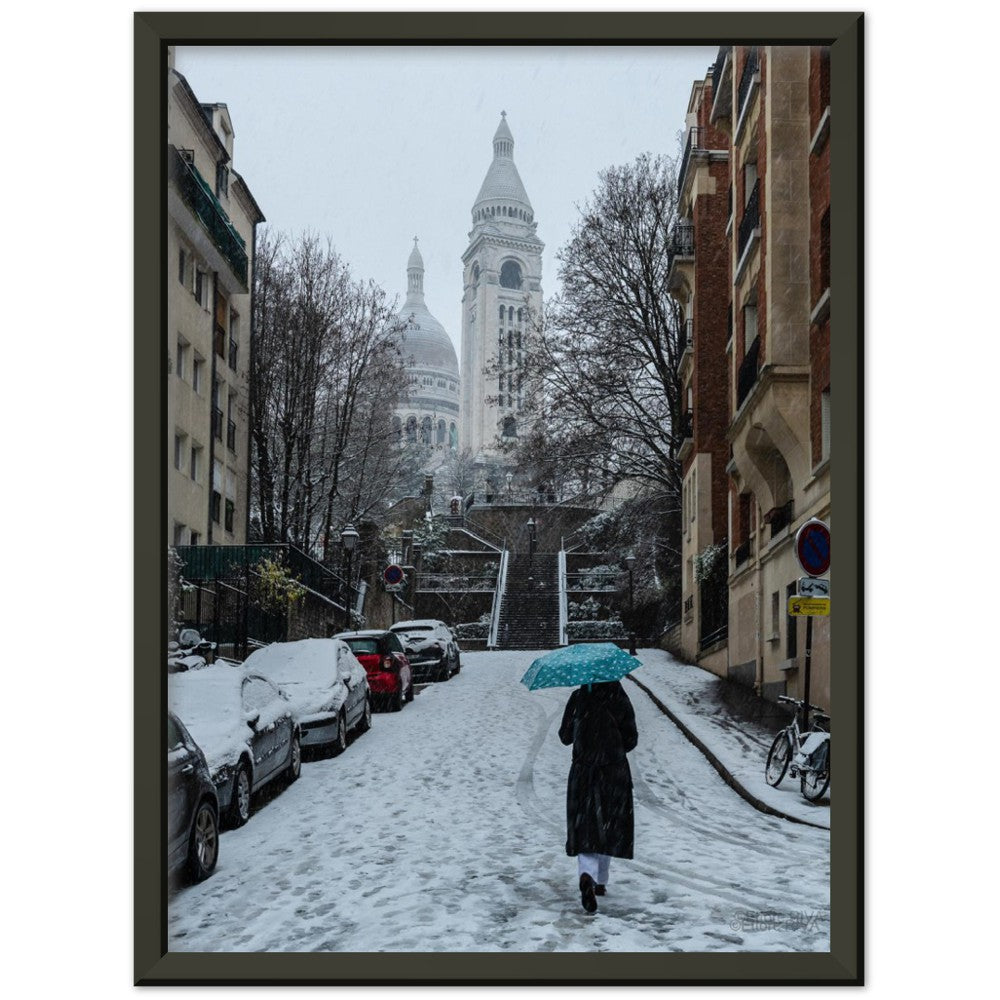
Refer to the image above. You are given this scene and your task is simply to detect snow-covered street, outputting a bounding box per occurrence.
[169,650,829,952]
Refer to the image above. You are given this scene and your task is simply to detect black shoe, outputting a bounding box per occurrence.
[595,884,606,896]
[579,873,598,913]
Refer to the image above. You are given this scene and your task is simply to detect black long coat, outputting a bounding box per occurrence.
[558,681,638,859]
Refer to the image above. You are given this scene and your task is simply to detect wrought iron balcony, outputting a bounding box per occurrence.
[766,500,794,537]
[677,127,703,194]
[679,409,694,440]
[736,336,760,409]
[670,220,695,258]
[169,145,248,287]
[737,180,760,262]
[737,47,760,123]
[734,539,751,568]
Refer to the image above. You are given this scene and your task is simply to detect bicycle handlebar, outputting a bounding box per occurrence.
[777,695,829,715]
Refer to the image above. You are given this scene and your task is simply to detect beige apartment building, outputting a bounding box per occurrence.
[709,45,832,707]
[166,50,264,547]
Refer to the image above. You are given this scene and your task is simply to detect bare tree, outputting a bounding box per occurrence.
[250,230,409,556]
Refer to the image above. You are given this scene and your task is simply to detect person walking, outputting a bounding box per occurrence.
[558,679,638,914]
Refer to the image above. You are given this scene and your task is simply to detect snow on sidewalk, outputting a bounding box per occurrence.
[631,649,831,828]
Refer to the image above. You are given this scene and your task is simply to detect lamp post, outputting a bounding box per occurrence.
[341,522,360,632]
[625,552,636,655]
[506,471,513,501]
[527,516,537,589]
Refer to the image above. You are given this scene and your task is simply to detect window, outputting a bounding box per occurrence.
[405,416,417,443]
[224,499,235,533]
[189,444,202,483]
[500,261,523,289]
[194,269,205,307]
[420,416,432,444]
[242,676,279,714]
[173,522,187,546]
[225,468,236,534]
[502,416,517,438]
[216,162,229,198]
[189,530,200,546]
[211,459,223,523]
[743,162,758,207]
[771,591,781,640]
[437,419,446,445]
[229,311,240,370]
[192,357,204,394]
[176,338,188,380]
[744,304,758,352]
[178,248,187,286]
[174,433,186,471]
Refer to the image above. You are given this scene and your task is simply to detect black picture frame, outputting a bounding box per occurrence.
[135,10,863,985]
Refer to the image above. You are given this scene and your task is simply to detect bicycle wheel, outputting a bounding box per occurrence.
[765,731,792,786]
[801,742,830,801]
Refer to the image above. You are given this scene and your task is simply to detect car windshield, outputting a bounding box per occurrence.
[346,639,379,655]
[399,626,433,634]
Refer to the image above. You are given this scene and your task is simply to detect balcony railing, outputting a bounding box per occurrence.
[670,220,695,257]
[679,410,694,440]
[734,539,751,568]
[226,419,237,452]
[736,336,760,409]
[766,500,794,538]
[213,324,226,358]
[170,145,248,287]
[738,180,760,261]
[737,47,760,121]
[212,406,224,441]
[678,127,705,193]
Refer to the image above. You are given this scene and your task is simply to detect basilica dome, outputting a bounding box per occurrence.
[398,240,459,374]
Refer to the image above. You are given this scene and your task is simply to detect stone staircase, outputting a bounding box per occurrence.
[496,553,561,650]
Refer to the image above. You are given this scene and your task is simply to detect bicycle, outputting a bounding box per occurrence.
[764,695,831,802]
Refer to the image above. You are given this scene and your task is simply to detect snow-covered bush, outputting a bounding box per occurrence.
[567,619,626,639]
[568,597,613,621]
[693,542,727,583]
[453,613,491,639]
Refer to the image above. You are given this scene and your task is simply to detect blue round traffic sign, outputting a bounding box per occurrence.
[795,519,831,577]
[383,564,404,586]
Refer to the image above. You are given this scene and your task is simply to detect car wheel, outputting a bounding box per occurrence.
[358,696,372,734]
[186,800,219,883]
[286,732,302,782]
[405,678,415,703]
[438,659,451,682]
[452,652,461,675]
[392,686,404,712]
[333,711,348,754]
[227,760,252,828]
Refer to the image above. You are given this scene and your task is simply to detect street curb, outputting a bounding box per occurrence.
[626,675,830,831]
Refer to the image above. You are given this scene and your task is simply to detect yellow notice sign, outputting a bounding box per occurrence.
[788,597,831,617]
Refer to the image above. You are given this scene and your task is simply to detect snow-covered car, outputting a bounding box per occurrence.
[168,665,301,829]
[335,630,414,711]
[244,638,372,756]
[389,619,461,683]
[167,712,219,884]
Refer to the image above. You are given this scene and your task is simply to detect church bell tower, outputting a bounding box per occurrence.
[459,112,544,464]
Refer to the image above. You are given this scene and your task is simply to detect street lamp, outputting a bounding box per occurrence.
[527,517,537,587]
[341,522,360,632]
[624,552,636,655]
[506,471,513,500]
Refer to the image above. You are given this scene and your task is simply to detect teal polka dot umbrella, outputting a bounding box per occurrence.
[520,643,642,691]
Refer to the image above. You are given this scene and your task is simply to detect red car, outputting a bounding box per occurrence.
[335,630,414,712]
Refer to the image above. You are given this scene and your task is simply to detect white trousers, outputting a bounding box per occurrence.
[577,853,611,885]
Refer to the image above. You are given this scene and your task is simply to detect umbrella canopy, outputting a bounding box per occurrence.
[520,643,642,691]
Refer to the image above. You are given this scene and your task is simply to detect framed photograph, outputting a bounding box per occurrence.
[136,10,863,986]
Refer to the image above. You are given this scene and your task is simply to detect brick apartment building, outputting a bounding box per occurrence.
[667,71,731,671]
[671,45,832,709]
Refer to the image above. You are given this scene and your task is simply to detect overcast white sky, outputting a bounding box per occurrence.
[174,45,716,353]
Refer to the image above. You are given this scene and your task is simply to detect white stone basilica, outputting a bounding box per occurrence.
[460,112,544,461]
[393,113,543,475]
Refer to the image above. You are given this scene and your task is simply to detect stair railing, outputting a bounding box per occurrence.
[487,543,509,650]
[558,546,569,646]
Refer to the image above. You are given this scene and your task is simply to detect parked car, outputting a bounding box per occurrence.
[167,712,219,884]
[244,638,372,756]
[168,665,301,829]
[335,630,414,712]
[389,619,461,683]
